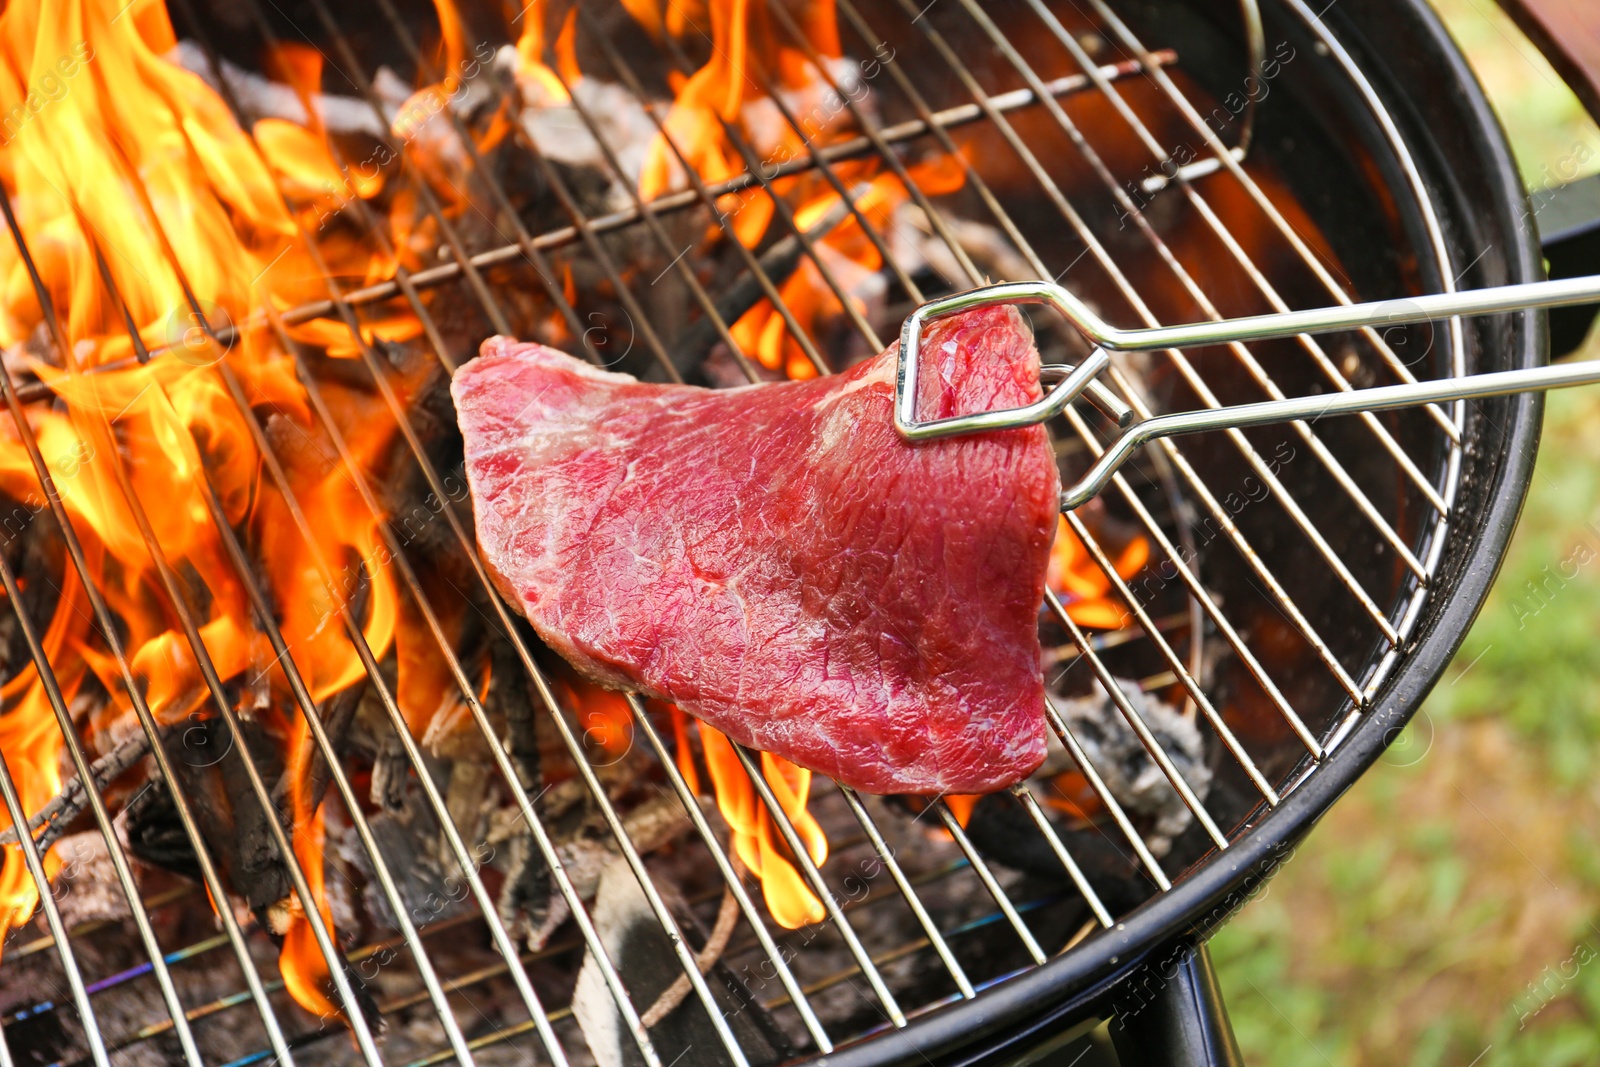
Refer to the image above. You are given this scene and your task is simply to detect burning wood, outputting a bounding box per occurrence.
[0,0,1180,1051]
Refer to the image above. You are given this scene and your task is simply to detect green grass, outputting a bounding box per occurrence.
[1430,388,1600,786]
[1207,4,1600,1062]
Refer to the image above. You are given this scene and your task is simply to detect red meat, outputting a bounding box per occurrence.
[452,306,1057,794]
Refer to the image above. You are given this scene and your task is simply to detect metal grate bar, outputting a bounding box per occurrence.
[628,700,836,1050]
[0,190,303,1067]
[0,662,108,1067]
[730,742,906,1027]
[574,10,836,378]
[1063,510,1280,804]
[1045,588,1228,848]
[1008,785,1116,929]
[888,0,1402,656]
[1044,693,1172,890]
[648,29,886,355]
[834,785,978,999]
[929,803,1047,965]
[1085,0,1464,446]
[532,35,809,382]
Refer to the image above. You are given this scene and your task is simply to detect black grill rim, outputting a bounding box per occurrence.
[808,0,1545,1061]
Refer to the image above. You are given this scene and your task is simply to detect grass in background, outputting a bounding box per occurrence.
[1208,2,1600,1063]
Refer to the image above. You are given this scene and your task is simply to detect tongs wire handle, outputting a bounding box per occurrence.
[892,275,1600,508]
[1060,356,1600,508]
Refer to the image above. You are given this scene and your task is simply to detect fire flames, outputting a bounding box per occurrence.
[1049,514,1149,628]
[673,705,828,929]
[628,0,969,379]
[0,0,1148,1019]
[0,0,405,1015]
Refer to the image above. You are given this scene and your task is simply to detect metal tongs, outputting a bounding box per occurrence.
[893,277,1600,508]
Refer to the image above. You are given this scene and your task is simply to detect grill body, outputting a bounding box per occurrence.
[821,0,1547,1060]
[0,0,1554,1064]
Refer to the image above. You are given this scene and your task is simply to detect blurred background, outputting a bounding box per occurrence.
[1207,2,1600,1063]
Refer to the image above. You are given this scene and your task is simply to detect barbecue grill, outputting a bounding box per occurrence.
[0,0,1594,1065]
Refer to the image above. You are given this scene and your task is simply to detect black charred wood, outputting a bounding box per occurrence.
[131,717,293,912]
[487,633,551,938]
[301,680,368,814]
[0,728,160,850]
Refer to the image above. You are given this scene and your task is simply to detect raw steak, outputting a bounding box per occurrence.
[452,306,1058,794]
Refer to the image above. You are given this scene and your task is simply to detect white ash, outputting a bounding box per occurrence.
[570,857,782,1067]
[1044,678,1211,856]
[894,205,1036,291]
[742,55,878,159]
[483,789,694,951]
[49,829,134,929]
[170,39,392,138]
[500,44,663,190]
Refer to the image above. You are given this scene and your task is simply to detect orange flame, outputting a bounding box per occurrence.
[0,0,421,1019]
[1044,770,1105,823]
[567,681,634,761]
[1049,516,1150,629]
[257,43,384,209]
[668,704,701,796]
[513,1,576,104]
[731,154,966,379]
[634,0,841,249]
[945,793,982,829]
[685,718,827,929]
